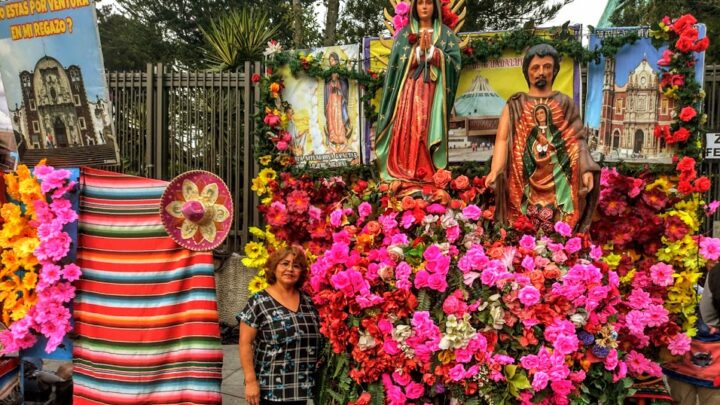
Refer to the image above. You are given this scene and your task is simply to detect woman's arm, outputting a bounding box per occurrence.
[239,322,260,405]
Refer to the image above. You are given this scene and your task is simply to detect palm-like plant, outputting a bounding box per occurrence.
[201,8,280,71]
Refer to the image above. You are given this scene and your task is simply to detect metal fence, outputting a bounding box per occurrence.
[106,62,262,253]
[106,64,720,253]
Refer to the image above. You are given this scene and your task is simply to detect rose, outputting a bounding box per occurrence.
[678,106,697,122]
[671,14,697,35]
[518,285,541,306]
[676,37,695,53]
[407,33,418,44]
[695,176,711,193]
[432,169,452,189]
[251,73,261,83]
[451,175,470,190]
[676,156,696,173]
[670,127,690,143]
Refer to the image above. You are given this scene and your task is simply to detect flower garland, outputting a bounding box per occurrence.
[0,163,79,354]
[651,14,710,159]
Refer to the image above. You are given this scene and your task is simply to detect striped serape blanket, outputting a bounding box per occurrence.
[73,168,223,404]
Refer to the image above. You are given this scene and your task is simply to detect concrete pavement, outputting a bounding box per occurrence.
[221,344,248,405]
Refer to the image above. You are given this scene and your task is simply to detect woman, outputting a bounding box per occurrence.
[237,246,320,405]
[374,0,461,185]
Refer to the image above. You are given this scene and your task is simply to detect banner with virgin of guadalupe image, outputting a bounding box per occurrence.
[280,44,362,168]
[364,26,582,163]
[585,26,706,164]
[0,0,119,167]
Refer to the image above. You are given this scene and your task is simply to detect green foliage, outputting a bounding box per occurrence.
[201,8,280,71]
[96,5,173,71]
[107,0,319,68]
[611,0,720,63]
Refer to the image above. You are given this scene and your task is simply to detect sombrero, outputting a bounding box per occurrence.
[160,170,233,251]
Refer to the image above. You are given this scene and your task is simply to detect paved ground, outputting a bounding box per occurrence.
[221,344,248,405]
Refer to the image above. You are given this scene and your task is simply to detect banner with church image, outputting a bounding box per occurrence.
[585,26,706,164]
[281,44,362,169]
[0,0,119,167]
[364,26,582,163]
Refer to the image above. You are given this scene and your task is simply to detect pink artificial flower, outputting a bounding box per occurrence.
[604,349,619,371]
[668,333,691,356]
[448,364,466,381]
[266,202,289,226]
[521,255,535,271]
[394,1,409,15]
[627,289,651,310]
[649,262,674,286]
[442,290,468,317]
[405,382,425,399]
[705,201,720,216]
[519,235,536,250]
[462,205,482,220]
[307,205,322,222]
[553,334,579,355]
[518,285,541,306]
[329,208,344,227]
[330,269,366,297]
[532,371,550,391]
[62,264,82,282]
[699,237,720,260]
[554,221,572,237]
[35,232,72,262]
[564,237,582,254]
[358,202,372,218]
[589,244,603,260]
[426,204,446,214]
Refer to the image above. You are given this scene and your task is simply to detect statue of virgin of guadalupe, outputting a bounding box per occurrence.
[374,0,462,187]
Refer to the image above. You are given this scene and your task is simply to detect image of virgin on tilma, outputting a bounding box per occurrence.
[590,57,675,163]
[9,56,119,167]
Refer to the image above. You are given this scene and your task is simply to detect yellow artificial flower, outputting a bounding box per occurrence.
[646,176,671,193]
[1,250,19,273]
[258,168,277,182]
[619,268,636,285]
[21,271,37,290]
[248,275,268,294]
[4,173,19,200]
[603,253,621,269]
[249,227,266,240]
[259,155,272,166]
[251,177,268,196]
[261,196,273,205]
[242,255,268,269]
[244,241,267,260]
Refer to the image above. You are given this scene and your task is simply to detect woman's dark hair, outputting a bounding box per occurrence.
[709,262,720,313]
[264,246,308,288]
[411,0,439,23]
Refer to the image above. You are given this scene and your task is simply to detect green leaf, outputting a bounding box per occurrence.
[508,370,532,391]
[504,364,517,379]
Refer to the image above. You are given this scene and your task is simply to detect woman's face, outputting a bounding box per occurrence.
[535,108,547,125]
[274,253,303,287]
[416,0,434,22]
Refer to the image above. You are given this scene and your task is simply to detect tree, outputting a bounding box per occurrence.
[201,8,281,71]
[610,0,719,64]
[109,0,320,68]
[335,0,573,45]
[97,5,173,71]
[323,0,341,46]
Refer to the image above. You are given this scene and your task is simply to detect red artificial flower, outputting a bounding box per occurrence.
[407,33,418,44]
[512,215,536,233]
[676,156,696,173]
[653,125,670,139]
[678,180,694,194]
[714,375,720,387]
[671,74,685,87]
[694,176,711,193]
[670,127,691,144]
[432,169,452,189]
[352,179,368,194]
[451,175,470,190]
[676,37,695,53]
[671,14,698,35]
[657,49,673,67]
[350,392,372,405]
[694,36,710,52]
[463,46,474,56]
[664,215,690,241]
[678,106,697,122]
[251,73,261,83]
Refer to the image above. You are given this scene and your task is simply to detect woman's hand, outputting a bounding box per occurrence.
[245,380,260,405]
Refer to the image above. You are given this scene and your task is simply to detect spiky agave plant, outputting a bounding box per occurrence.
[201,8,280,71]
